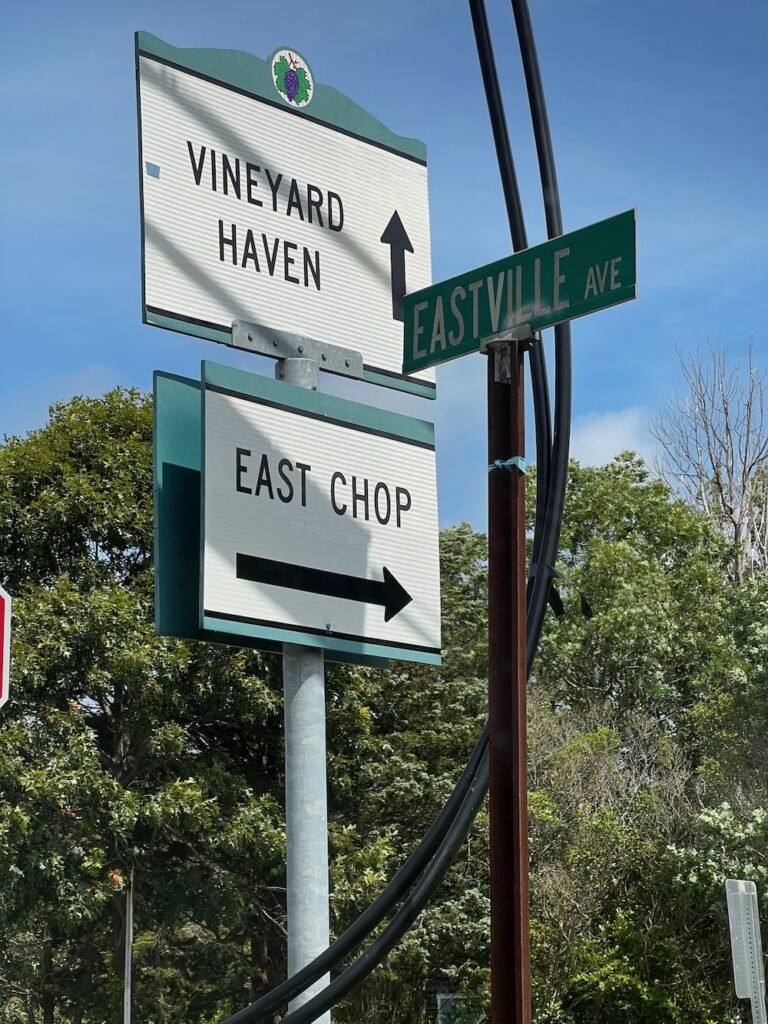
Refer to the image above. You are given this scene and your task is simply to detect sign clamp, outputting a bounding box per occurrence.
[481,327,536,384]
[232,319,365,382]
[479,325,537,352]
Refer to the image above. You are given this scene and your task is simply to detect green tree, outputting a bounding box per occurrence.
[2,389,764,1024]
[689,574,768,805]
[528,700,742,1023]
[0,393,494,1023]
[523,454,753,1022]
[0,392,292,1021]
[533,453,734,724]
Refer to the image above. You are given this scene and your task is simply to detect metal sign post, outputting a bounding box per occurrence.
[140,28,446,1024]
[278,355,330,1022]
[727,879,768,1024]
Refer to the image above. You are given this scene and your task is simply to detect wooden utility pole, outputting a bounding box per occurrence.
[487,340,530,1024]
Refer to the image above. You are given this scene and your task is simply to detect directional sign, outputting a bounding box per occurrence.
[136,32,435,399]
[0,584,11,709]
[403,209,637,375]
[153,370,389,667]
[200,361,441,664]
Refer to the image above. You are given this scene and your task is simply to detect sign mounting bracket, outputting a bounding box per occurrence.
[481,326,536,384]
[232,320,365,381]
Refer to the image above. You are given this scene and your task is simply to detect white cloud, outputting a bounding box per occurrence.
[570,407,656,468]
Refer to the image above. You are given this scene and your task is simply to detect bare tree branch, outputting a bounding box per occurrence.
[651,340,768,581]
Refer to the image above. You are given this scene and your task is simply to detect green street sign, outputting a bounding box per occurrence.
[403,209,636,374]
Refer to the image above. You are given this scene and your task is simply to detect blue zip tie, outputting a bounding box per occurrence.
[488,457,527,474]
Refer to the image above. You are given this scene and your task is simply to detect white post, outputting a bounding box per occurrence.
[278,356,331,1022]
[726,879,767,1024]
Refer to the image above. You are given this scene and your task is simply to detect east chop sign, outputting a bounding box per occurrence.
[136,32,434,394]
[200,362,441,663]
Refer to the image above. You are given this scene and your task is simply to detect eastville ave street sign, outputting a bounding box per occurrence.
[200,362,442,664]
[403,209,636,374]
[136,32,435,398]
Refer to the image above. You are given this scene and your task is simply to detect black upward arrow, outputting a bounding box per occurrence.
[380,211,414,322]
[236,553,413,622]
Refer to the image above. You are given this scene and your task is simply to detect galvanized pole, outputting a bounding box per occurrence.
[277,355,331,1024]
[487,340,530,1024]
[123,867,134,1024]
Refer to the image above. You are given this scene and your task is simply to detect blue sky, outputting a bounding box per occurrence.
[1,0,766,529]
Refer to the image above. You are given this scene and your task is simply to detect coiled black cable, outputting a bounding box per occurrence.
[222,728,487,1024]
[222,1,571,1019]
[273,744,491,1023]
[509,0,572,643]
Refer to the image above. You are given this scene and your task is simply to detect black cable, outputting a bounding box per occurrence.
[509,0,572,663]
[222,729,487,1024]
[223,12,536,1018]
[277,748,491,1023]
[466,0,552,579]
[271,505,565,1024]
[509,0,563,240]
[263,560,554,1024]
[468,0,527,248]
[268,479,567,1024]
[222,3,571,1019]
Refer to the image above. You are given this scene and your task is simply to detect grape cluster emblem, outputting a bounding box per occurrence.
[272,49,313,108]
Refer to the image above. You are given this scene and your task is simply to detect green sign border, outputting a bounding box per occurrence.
[199,361,441,666]
[154,369,389,667]
[403,209,637,374]
[137,32,435,400]
[136,32,426,161]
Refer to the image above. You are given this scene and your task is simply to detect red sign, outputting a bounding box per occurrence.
[0,584,10,708]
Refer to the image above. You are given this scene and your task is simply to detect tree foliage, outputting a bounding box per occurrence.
[0,389,765,1023]
[533,453,733,721]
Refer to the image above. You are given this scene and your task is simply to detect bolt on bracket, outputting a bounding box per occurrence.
[231,320,365,380]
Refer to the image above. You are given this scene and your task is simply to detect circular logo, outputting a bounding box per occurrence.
[271,49,313,108]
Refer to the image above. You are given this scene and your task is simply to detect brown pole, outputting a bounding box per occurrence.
[488,341,530,1024]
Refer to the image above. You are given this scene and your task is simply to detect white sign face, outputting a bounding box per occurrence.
[137,38,434,394]
[0,584,10,709]
[201,366,441,662]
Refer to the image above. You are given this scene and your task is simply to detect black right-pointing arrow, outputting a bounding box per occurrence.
[236,553,413,622]
[380,210,414,323]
